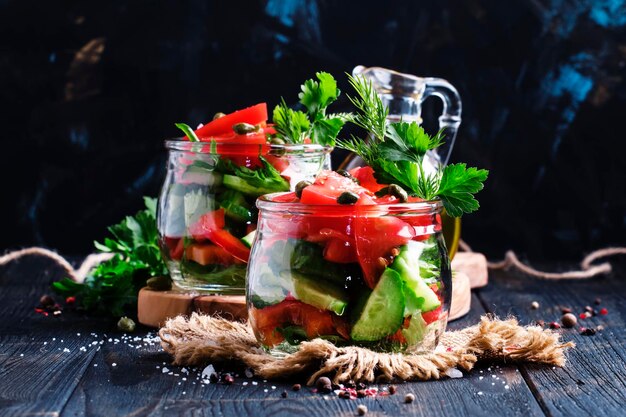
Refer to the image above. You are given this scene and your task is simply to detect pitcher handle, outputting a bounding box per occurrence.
[422,78,462,166]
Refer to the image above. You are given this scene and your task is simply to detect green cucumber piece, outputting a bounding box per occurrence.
[350,268,405,341]
[401,313,429,346]
[241,230,256,248]
[291,272,348,316]
[223,175,279,197]
[390,241,441,313]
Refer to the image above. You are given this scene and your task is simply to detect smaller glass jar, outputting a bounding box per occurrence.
[247,194,452,354]
[157,141,331,293]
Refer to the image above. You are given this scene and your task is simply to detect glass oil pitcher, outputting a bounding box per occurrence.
[340,65,462,257]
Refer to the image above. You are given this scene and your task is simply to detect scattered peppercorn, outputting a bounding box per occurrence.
[316,376,332,393]
[584,306,594,313]
[580,327,596,336]
[389,385,397,395]
[530,301,539,309]
[357,382,367,390]
[337,191,360,205]
[147,276,172,291]
[39,295,55,308]
[223,373,234,385]
[594,298,602,305]
[356,390,366,398]
[292,383,302,391]
[339,391,351,399]
[281,391,288,398]
[345,380,356,389]
[295,181,312,198]
[210,373,219,383]
[117,316,136,332]
[535,320,545,327]
[561,313,577,328]
[405,393,415,403]
[549,322,561,329]
[599,308,608,315]
[357,404,368,415]
[561,307,572,314]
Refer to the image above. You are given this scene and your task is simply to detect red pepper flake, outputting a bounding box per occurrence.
[599,308,608,315]
[579,313,587,320]
[65,296,76,306]
[34,308,49,317]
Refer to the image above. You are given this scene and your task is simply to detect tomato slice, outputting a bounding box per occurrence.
[193,103,268,138]
[349,166,386,192]
[354,215,415,288]
[162,237,184,261]
[185,243,239,266]
[205,229,251,262]
[250,300,342,347]
[187,209,226,240]
[422,307,442,325]
[323,238,358,263]
[299,171,374,205]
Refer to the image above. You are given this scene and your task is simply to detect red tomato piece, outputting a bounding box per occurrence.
[185,243,239,266]
[205,229,251,262]
[250,300,343,347]
[349,166,386,192]
[187,209,226,240]
[162,237,184,261]
[422,307,442,325]
[354,215,415,288]
[323,238,358,263]
[193,103,268,138]
[264,154,290,174]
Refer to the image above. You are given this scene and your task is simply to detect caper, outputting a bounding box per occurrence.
[270,137,286,145]
[374,186,390,198]
[147,276,172,291]
[337,191,359,205]
[213,112,226,120]
[232,122,257,134]
[336,169,360,184]
[388,184,408,202]
[117,316,136,332]
[295,180,312,198]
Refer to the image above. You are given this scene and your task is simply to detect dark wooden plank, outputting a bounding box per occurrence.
[62,293,545,417]
[0,256,109,417]
[477,261,626,417]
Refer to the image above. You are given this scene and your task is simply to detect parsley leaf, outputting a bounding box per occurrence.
[52,197,168,316]
[272,99,310,143]
[438,163,489,217]
[272,72,348,145]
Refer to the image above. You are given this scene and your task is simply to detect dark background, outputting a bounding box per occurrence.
[1,0,625,260]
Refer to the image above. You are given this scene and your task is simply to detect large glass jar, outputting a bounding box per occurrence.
[157,141,331,293]
[247,193,452,354]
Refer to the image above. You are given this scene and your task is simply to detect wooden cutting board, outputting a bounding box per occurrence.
[138,252,487,328]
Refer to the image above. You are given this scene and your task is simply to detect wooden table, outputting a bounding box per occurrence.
[1,256,625,417]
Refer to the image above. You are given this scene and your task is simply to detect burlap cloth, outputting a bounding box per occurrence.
[159,313,574,385]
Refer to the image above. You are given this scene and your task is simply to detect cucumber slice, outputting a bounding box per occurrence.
[350,268,405,341]
[223,175,279,197]
[401,313,429,346]
[291,272,348,316]
[390,241,441,314]
[241,230,256,248]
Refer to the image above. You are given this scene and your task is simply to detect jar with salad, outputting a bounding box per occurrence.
[158,73,349,293]
[246,74,488,353]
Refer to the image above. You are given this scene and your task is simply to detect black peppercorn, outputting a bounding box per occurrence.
[316,376,332,393]
[292,383,302,391]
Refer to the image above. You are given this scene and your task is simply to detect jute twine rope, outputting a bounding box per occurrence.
[458,241,626,279]
[0,247,113,283]
[158,313,574,384]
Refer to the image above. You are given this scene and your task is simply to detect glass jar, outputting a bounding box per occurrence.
[157,140,331,293]
[247,193,452,354]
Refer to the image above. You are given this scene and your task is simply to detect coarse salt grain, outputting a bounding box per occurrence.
[162,367,170,373]
[478,391,483,395]
[445,368,463,379]
[112,363,117,367]
[201,364,215,379]
[252,381,258,385]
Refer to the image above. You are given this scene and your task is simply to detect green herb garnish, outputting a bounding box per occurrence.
[338,75,488,217]
[174,122,200,142]
[272,72,351,146]
[52,197,168,316]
